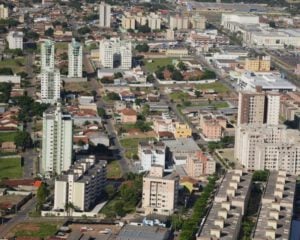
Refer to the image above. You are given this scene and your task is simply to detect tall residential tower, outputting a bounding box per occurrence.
[99,2,111,28]
[68,38,82,78]
[41,105,73,177]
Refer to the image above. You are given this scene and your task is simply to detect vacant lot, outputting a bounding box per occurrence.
[64,82,93,94]
[13,222,60,238]
[0,157,22,179]
[120,137,155,159]
[0,58,25,73]
[0,132,18,142]
[107,160,122,179]
[144,58,175,72]
[195,81,229,93]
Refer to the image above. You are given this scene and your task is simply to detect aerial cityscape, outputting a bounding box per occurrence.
[0,0,299,239]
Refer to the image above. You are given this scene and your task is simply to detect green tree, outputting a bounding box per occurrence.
[105,184,116,199]
[106,92,120,100]
[78,26,91,35]
[172,70,183,81]
[195,90,201,98]
[44,28,54,37]
[14,131,32,149]
[177,61,187,71]
[0,68,13,75]
[137,24,151,33]
[114,200,126,217]
[114,72,123,78]
[98,108,106,118]
[36,182,49,211]
[135,43,149,52]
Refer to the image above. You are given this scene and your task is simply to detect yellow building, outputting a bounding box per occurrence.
[173,122,192,139]
[122,15,135,30]
[245,56,271,72]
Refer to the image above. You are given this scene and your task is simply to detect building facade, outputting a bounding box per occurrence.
[244,56,271,72]
[41,40,55,71]
[142,166,179,215]
[99,38,132,69]
[99,2,111,28]
[0,4,8,19]
[138,142,166,171]
[40,69,61,104]
[235,124,300,174]
[41,105,73,177]
[6,31,23,50]
[54,156,107,211]
[68,38,82,78]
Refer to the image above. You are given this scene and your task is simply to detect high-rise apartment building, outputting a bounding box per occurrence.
[40,69,61,104]
[148,13,161,31]
[122,14,135,30]
[68,38,82,78]
[54,156,107,212]
[142,166,179,215]
[41,105,73,177]
[235,124,300,174]
[99,2,111,28]
[41,40,55,71]
[0,4,8,19]
[99,38,132,69]
[237,91,280,125]
[244,56,271,72]
[6,31,23,50]
[190,15,206,30]
[169,15,189,30]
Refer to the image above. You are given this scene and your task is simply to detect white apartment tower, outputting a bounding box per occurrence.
[266,93,280,125]
[99,38,132,69]
[41,105,73,177]
[0,5,8,19]
[68,38,82,78]
[40,69,61,104]
[54,156,107,211]
[6,31,23,50]
[99,2,111,28]
[41,40,55,71]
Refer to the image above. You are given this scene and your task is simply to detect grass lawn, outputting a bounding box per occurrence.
[195,82,229,93]
[144,58,176,72]
[56,42,68,51]
[0,131,18,142]
[170,92,189,101]
[210,101,229,109]
[0,58,25,73]
[0,157,22,179]
[64,82,93,94]
[107,160,122,179]
[14,223,59,238]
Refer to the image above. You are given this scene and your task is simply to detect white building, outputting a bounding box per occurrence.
[54,156,107,212]
[41,40,55,71]
[169,15,189,30]
[138,142,166,171]
[221,13,259,27]
[6,31,23,50]
[41,105,73,177]
[235,124,300,174]
[0,5,8,19]
[68,38,82,78]
[99,2,111,28]
[266,93,280,125]
[40,69,61,104]
[99,38,132,69]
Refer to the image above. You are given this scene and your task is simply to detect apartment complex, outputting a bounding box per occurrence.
[122,14,135,30]
[99,38,132,69]
[40,69,61,104]
[41,40,55,71]
[138,141,166,171]
[54,156,107,211]
[185,151,216,178]
[235,124,300,174]
[41,105,73,177]
[0,4,8,19]
[169,15,189,30]
[173,122,192,139]
[253,171,296,240]
[6,31,23,50]
[148,13,161,31]
[200,113,227,141]
[244,56,271,72]
[99,2,111,28]
[197,169,252,240]
[142,166,179,215]
[68,38,82,78]
[237,91,280,125]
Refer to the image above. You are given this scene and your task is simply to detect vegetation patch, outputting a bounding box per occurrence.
[0,157,22,179]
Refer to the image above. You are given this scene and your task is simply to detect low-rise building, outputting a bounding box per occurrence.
[54,156,107,212]
[197,169,252,240]
[116,225,170,240]
[185,151,216,178]
[244,56,271,72]
[173,122,192,139]
[142,166,179,215]
[253,171,296,240]
[138,141,166,171]
[120,108,137,124]
[200,114,227,141]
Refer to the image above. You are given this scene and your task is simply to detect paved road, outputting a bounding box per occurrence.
[0,197,36,238]
[89,78,130,173]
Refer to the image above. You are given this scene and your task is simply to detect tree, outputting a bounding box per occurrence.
[98,108,106,118]
[137,24,151,33]
[114,200,126,217]
[172,70,183,81]
[105,184,115,199]
[14,131,32,149]
[114,72,123,78]
[44,28,54,37]
[78,26,91,35]
[106,92,120,100]
[0,68,13,75]
[25,31,39,40]
[36,182,49,211]
[135,43,149,53]
[146,74,155,83]
[195,90,201,98]
[177,61,187,71]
